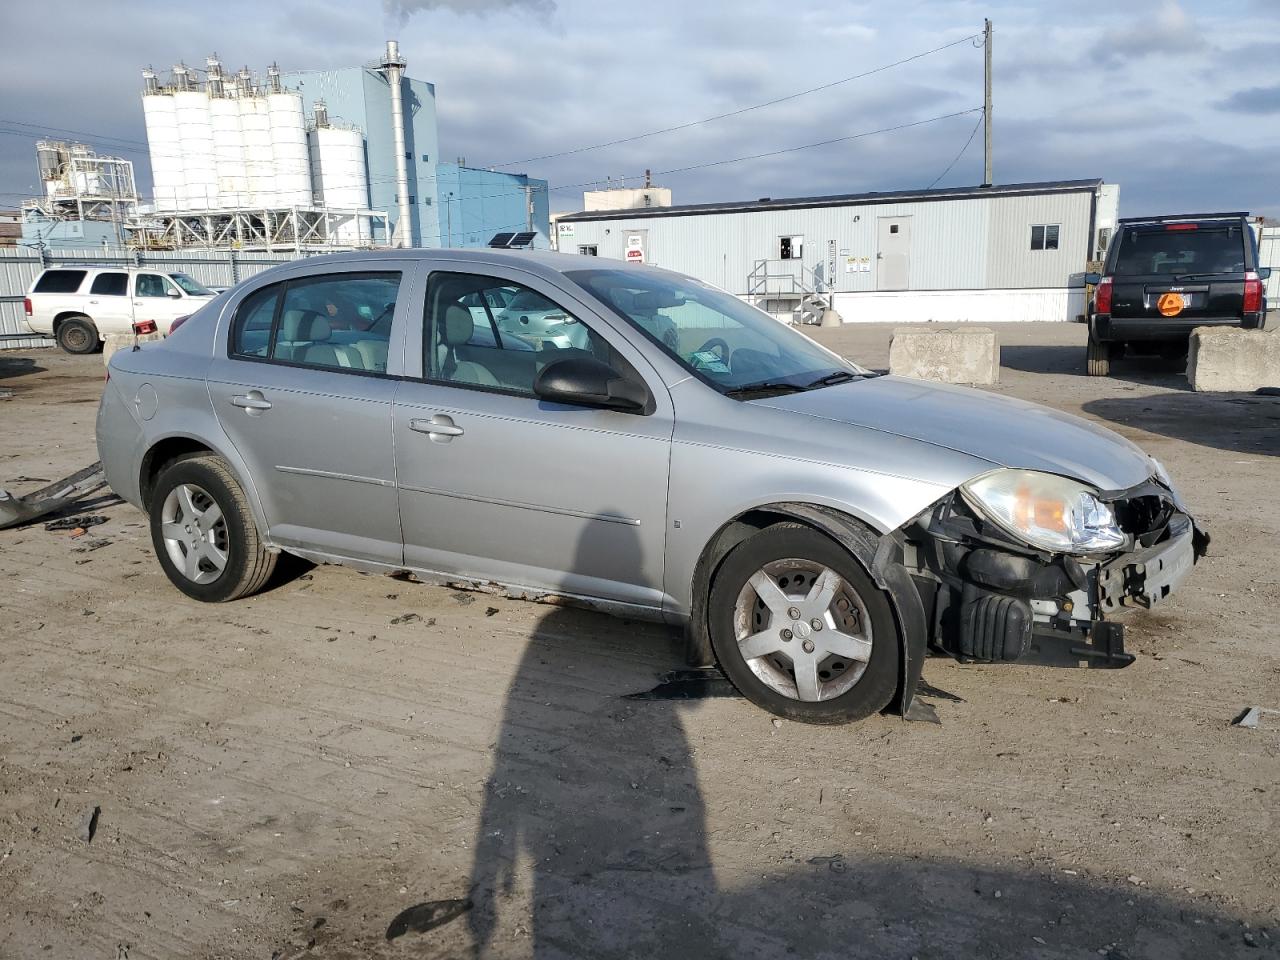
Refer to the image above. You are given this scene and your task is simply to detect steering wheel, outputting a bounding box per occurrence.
[695,337,730,361]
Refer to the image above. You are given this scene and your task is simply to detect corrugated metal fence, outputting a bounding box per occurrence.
[0,248,313,349]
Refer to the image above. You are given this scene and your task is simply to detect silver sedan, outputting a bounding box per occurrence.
[97,250,1206,724]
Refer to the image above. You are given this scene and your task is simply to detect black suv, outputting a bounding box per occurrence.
[1085,212,1270,376]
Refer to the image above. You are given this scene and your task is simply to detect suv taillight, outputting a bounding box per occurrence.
[1094,276,1113,314]
[133,319,158,335]
[1243,274,1263,314]
[23,297,32,317]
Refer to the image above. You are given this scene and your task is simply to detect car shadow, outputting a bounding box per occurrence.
[453,516,1269,959]
[1000,344,1192,390]
[0,355,46,380]
[1083,392,1280,457]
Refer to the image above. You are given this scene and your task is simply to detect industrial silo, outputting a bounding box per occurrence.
[239,86,276,208]
[206,56,248,209]
[141,73,184,212]
[308,103,369,242]
[174,74,216,210]
[266,64,312,207]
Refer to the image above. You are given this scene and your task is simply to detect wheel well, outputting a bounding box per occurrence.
[686,508,841,667]
[139,438,215,509]
[52,312,92,333]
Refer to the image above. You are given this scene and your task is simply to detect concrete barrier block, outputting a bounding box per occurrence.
[103,332,163,366]
[1188,327,1280,392]
[888,326,999,384]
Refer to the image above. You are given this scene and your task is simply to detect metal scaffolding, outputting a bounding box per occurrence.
[129,205,390,252]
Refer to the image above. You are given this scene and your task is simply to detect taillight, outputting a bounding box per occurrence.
[1244,274,1263,313]
[133,319,158,335]
[169,315,189,335]
[23,297,32,316]
[1094,276,1113,314]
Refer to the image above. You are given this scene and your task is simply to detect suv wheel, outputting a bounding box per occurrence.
[56,316,100,354]
[149,455,277,602]
[1086,333,1119,376]
[708,524,900,724]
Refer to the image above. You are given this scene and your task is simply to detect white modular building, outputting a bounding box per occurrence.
[555,179,1120,324]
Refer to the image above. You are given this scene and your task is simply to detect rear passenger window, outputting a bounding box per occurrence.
[90,273,129,296]
[424,272,611,395]
[33,270,87,294]
[230,272,400,374]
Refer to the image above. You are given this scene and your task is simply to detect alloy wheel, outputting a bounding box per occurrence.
[732,558,874,702]
[160,483,229,584]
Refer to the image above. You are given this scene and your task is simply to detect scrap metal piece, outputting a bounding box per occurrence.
[0,462,105,530]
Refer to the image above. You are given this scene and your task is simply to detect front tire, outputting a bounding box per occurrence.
[149,455,276,602]
[56,316,100,354]
[708,524,900,724]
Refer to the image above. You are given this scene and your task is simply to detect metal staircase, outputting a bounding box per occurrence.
[746,259,831,324]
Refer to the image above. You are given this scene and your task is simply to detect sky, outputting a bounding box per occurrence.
[1,0,1278,218]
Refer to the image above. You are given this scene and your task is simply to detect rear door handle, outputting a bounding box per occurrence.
[410,415,464,439]
[230,392,272,412]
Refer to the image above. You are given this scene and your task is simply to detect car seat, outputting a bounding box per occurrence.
[439,304,499,386]
[277,310,364,369]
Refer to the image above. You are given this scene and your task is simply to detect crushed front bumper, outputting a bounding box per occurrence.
[906,493,1207,669]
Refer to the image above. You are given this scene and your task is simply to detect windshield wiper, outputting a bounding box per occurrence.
[805,370,862,389]
[724,380,809,398]
[1171,273,1224,282]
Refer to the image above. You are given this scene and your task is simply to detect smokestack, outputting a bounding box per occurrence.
[381,40,413,247]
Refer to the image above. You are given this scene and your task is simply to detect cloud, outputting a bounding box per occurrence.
[1090,0,1201,68]
[384,0,554,20]
[1217,84,1280,114]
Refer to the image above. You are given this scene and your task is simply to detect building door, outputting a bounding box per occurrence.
[877,217,911,291]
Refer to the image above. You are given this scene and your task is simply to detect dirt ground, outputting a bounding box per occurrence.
[1,323,1277,960]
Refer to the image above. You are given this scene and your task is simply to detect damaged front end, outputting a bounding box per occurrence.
[897,474,1208,669]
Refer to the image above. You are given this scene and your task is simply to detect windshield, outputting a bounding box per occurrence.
[168,273,214,296]
[1111,225,1246,277]
[566,268,865,395]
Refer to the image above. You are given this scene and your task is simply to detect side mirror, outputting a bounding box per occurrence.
[1259,267,1272,280]
[1083,272,1102,285]
[167,288,182,298]
[534,356,648,413]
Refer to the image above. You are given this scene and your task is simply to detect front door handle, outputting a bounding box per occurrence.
[410,414,464,440]
[230,392,272,412]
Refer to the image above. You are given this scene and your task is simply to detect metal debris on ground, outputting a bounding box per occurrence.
[390,613,422,625]
[624,667,741,701]
[1231,706,1278,730]
[46,514,109,532]
[384,898,473,941]
[0,462,105,530]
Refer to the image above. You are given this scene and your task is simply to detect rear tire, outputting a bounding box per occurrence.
[708,523,900,725]
[1087,333,1118,376]
[149,455,276,602]
[56,316,100,354]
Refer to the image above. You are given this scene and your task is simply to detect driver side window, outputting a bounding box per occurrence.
[423,272,612,396]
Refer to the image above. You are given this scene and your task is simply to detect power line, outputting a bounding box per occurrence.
[926,111,983,190]
[492,32,982,168]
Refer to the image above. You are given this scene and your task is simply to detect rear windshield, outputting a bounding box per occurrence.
[33,270,87,293]
[1112,225,1246,277]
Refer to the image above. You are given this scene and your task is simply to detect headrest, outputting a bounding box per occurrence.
[442,304,474,346]
[280,309,330,343]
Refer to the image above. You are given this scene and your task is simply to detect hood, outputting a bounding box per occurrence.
[753,375,1155,492]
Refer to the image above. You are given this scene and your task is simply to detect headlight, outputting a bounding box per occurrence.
[961,469,1127,555]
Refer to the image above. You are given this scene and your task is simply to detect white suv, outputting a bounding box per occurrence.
[24,266,217,353]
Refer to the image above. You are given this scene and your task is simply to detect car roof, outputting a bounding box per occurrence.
[256,247,681,284]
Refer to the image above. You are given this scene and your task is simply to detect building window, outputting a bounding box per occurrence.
[779,235,804,260]
[578,245,598,256]
[421,154,429,162]
[408,196,415,205]
[1031,224,1060,251]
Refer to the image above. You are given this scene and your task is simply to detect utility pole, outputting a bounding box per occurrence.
[983,18,993,187]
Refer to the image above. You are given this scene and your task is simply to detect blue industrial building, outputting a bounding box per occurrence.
[284,63,548,249]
